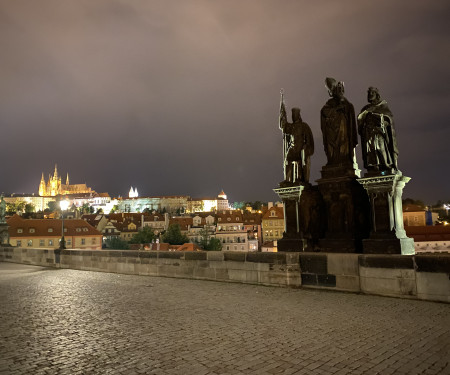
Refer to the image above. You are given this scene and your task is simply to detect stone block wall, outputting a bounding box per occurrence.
[57,250,302,288]
[1,247,449,303]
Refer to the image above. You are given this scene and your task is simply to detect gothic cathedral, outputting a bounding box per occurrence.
[39,165,93,197]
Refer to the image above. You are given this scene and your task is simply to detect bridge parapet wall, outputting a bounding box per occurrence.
[1,247,448,303]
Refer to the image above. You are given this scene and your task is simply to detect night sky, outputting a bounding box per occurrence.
[1,1,449,204]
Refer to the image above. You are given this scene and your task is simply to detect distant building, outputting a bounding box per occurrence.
[262,206,284,242]
[261,240,278,252]
[7,214,102,250]
[129,187,139,198]
[243,212,262,249]
[81,214,109,233]
[215,210,249,251]
[39,165,94,197]
[3,194,54,212]
[142,212,169,236]
[117,196,189,214]
[168,217,193,236]
[187,213,215,244]
[403,204,438,226]
[186,190,230,213]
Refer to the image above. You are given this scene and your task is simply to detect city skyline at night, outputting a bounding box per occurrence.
[1,1,449,203]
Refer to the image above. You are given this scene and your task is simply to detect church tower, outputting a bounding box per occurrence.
[39,173,46,196]
[49,164,62,196]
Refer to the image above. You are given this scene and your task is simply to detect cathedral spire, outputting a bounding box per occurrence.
[54,164,58,178]
[66,173,69,185]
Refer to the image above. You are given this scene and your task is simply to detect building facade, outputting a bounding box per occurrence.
[7,214,102,250]
[262,207,285,242]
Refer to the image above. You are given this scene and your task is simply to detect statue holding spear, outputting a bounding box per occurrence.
[278,90,314,186]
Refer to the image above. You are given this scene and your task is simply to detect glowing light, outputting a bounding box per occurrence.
[59,200,70,211]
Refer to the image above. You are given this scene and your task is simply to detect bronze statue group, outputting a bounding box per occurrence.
[279,77,398,186]
[276,78,413,254]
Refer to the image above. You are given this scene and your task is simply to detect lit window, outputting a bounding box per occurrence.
[48,228,53,233]
[83,228,88,232]
[27,240,33,247]
[17,228,23,233]
[67,239,71,245]
[76,228,81,232]
[81,239,85,245]
[17,240,22,246]
[29,228,35,233]
[48,240,53,246]
[39,240,44,246]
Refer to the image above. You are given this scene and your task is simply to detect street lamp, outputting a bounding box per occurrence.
[59,199,70,250]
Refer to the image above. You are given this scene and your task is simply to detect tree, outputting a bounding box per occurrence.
[47,201,58,212]
[15,201,26,213]
[162,224,189,245]
[251,201,263,211]
[110,204,119,214]
[233,201,245,210]
[6,203,16,215]
[25,203,35,214]
[129,227,156,244]
[205,237,222,251]
[105,237,129,250]
[197,226,222,251]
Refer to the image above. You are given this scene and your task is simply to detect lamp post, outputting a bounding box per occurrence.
[59,199,70,250]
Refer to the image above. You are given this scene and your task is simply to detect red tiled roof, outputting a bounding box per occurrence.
[243,212,262,225]
[169,217,193,230]
[262,207,284,220]
[176,243,202,252]
[7,214,101,237]
[405,225,450,242]
[216,210,243,223]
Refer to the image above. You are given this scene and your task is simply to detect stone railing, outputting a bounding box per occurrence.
[1,247,448,303]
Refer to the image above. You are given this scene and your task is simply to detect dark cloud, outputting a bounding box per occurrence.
[1,0,449,203]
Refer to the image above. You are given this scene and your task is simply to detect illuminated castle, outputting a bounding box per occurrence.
[39,165,93,197]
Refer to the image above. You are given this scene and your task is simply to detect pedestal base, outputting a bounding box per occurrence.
[273,184,324,251]
[358,172,415,255]
[277,238,307,252]
[363,237,415,255]
[316,172,370,253]
[318,238,362,253]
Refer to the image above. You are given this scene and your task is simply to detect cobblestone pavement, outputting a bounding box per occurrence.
[0,263,449,375]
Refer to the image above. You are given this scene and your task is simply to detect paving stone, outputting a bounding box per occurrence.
[0,263,449,375]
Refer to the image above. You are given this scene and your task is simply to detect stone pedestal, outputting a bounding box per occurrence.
[273,185,307,252]
[274,184,325,252]
[358,172,414,255]
[316,165,370,253]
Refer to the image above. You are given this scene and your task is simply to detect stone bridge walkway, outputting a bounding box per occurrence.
[0,263,449,375]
